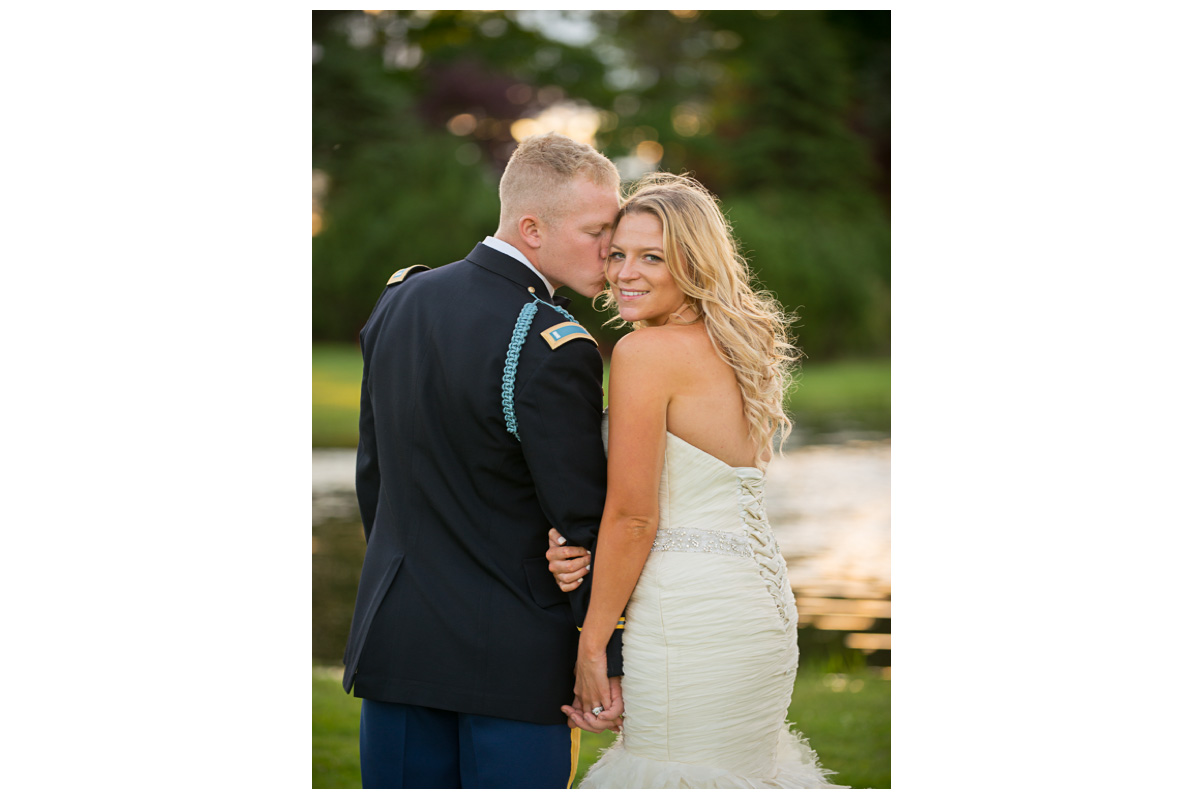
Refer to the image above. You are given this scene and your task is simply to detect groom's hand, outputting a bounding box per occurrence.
[561,678,623,732]
[546,528,591,591]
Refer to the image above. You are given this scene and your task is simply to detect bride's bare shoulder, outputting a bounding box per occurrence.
[609,326,716,404]
[611,324,708,366]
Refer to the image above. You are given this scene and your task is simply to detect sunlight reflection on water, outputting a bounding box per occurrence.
[313,442,892,591]
[765,441,891,599]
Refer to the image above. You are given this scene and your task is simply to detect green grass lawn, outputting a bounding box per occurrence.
[313,342,889,448]
[313,343,365,449]
[312,666,889,789]
[787,357,891,437]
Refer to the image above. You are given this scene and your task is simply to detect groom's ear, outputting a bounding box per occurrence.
[517,214,543,250]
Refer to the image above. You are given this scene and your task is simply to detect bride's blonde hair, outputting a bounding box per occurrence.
[599,173,800,455]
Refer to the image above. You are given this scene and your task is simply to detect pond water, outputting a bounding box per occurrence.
[313,439,891,671]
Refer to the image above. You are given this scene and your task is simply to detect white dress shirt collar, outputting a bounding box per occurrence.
[482,236,555,298]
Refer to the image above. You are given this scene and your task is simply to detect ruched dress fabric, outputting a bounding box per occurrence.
[580,419,846,789]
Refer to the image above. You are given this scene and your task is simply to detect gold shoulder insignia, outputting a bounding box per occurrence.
[386,264,430,286]
[541,321,597,350]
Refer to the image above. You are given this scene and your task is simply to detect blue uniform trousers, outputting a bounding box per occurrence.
[359,698,575,789]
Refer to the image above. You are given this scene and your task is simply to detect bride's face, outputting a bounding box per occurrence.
[606,212,688,327]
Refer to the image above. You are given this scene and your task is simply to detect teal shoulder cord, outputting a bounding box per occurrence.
[502,293,579,441]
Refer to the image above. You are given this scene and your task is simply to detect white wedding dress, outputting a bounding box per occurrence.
[580,418,846,789]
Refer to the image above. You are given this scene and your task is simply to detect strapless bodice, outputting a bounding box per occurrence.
[601,414,796,626]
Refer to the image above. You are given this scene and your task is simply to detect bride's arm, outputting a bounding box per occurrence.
[574,329,676,718]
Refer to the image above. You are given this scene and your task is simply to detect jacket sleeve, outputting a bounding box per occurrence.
[514,334,624,676]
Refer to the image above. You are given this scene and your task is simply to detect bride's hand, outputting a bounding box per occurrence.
[573,646,612,726]
[561,677,623,732]
[546,528,591,591]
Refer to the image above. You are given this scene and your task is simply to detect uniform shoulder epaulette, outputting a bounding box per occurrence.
[541,320,596,350]
[386,264,430,286]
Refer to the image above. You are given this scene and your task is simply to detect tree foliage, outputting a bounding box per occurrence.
[312,10,890,358]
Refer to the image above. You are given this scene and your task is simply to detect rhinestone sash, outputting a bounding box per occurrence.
[650,527,754,558]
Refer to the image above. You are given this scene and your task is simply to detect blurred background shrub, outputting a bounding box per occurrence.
[312,10,889,361]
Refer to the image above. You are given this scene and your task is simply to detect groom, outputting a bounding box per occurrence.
[343,132,624,789]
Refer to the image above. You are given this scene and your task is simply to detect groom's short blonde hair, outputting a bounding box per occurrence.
[498,132,620,230]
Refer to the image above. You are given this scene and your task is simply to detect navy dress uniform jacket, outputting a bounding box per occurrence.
[342,243,621,726]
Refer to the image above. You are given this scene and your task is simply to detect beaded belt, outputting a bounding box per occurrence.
[650,527,754,559]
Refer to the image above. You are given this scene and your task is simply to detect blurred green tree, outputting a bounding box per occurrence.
[312,10,890,358]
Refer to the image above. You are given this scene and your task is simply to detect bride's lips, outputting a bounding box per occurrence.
[617,288,649,300]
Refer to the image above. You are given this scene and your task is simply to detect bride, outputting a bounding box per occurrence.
[550,173,846,789]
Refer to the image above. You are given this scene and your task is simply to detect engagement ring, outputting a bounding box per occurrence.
[591,706,604,715]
